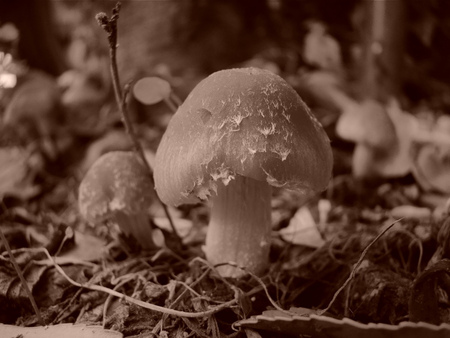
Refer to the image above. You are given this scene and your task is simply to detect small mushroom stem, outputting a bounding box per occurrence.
[114,211,157,250]
[205,175,271,278]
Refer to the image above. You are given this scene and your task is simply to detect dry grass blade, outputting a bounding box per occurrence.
[318,218,403,315]
[0,207,44,325]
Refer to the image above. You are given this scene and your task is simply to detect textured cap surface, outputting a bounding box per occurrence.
[154,68,333,206]
[78,151,153,223]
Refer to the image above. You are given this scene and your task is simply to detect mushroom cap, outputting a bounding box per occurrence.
[336,99,397,149]
[336,99,411,179]
[154,67,333,206]
[78,151,153,223]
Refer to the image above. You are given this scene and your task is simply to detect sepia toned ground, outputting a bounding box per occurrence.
[1,1,450,337]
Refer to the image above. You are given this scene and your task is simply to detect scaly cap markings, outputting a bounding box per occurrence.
[79,151,153,222]
[154,67,333,206]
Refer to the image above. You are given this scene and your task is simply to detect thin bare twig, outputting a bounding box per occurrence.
[20,246,239,318]
[95,2,180,243]
[211,259,292,316]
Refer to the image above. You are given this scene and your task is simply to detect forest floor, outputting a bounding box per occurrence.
[1,2,450,338]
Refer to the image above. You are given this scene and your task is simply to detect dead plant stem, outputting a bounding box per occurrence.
[96,2,180,243]
[28,246,238,318]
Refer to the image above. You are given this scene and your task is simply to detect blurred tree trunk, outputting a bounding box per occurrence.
[361,0,406,101]
[0,0,67,76]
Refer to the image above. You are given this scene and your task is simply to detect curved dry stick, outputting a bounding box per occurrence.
[30,247,238,318]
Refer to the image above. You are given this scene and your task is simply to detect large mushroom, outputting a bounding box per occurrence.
[154,68,333,277]
[78,151,158,250]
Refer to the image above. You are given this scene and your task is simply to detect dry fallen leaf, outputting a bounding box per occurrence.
[153,217,193,239]
[236,310,450,338]
[278,206,325,248]
[59,230,107,262]
[0,147,41,200]
[0,323,123,338]
[3,70,60,140]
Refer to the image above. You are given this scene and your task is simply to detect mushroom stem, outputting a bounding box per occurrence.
[205,175,271,278]
[114,211,156,250]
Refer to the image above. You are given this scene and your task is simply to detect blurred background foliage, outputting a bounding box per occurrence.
[1,0,450,108]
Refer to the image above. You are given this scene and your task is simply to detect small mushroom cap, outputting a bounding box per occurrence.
[154,67,333,206]
[336,99,397,149]
[78,151,153,223]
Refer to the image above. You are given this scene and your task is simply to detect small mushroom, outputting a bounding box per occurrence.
[154,68,333,277]
[336,99,411,179]
[78,151,157,250]
[411,143,450,194]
